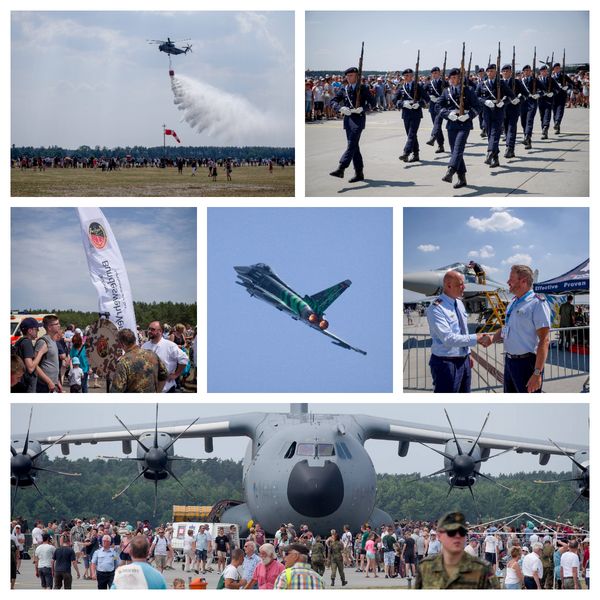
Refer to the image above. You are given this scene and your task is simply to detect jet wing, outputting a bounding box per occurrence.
[30,413,267,446]
[320,329,367,356]
[353,415,585,457]
[464,282,507,294]
[237,283,296,316]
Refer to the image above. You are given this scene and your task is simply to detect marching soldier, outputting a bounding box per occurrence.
[551,62,574,134]
[438,68,480,189]
[329,67,374,183]
[475,68,487,138]
[425,66,447,154]
[393,68,430,163]
[536,64,559,139]
[416,512,500,589]
[519,64,539,149]
[476,63,514,168]
[500,64,528,158]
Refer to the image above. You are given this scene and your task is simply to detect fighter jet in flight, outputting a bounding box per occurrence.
[235,263,366,355]
[12,404,588,535]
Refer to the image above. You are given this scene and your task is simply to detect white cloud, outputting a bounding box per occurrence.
[468,245,495,259]
[417,244,440,253]
[467,211,525,232]
[490,207,507,212]
[481,264,500,274]
[502,253,532,266]
[470,24,493,31]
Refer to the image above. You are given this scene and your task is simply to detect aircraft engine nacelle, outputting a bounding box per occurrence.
[319,319,329,330]
[443,438,482,489]
[136,431,175,481]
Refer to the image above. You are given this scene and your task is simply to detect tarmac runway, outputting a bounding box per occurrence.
[306,108,589,197]
[13,557,409,589]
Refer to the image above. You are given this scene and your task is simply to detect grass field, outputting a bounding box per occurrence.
[11,166,295,197]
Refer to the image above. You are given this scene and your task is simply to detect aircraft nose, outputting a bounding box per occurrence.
[403,271,440,296]
[234,266,250,275]
[287,460,344,518]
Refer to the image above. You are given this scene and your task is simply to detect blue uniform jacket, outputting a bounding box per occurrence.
[331,83,374,131]
[439,85,480,130]
[393,82,430,118]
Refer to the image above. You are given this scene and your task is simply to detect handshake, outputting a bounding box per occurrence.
[476,333,494,348]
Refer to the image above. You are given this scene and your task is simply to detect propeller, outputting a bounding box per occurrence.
[110,404,199,516]
[11,408,80,512]
[184,44,193,53]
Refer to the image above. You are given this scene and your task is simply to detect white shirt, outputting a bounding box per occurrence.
[222,564,242,582]
[142,338,188,392]
[68,367,83,386]
[560,551,580,578]
[35,543,55,569]
[484,535,497,553]
[153,536,169,556]
[522,552,543,578]
[183,534,195,553]
[465,544,478,557]
[32,527,44,545]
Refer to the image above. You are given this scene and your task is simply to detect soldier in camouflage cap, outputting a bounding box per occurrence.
[310,536,326,577]
[416,512,500,589]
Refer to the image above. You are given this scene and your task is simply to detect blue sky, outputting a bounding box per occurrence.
[11,207,196,311]
[404,207,589,301]
[208,208,393,393]
[11,11,294,147]
[306,11,589,70]
[12,403,587,476]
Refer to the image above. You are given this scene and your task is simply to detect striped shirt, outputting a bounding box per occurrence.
[274,562,325,590]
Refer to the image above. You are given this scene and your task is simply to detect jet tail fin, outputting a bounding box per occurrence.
[304,280,351,314]
[533,269,539,283]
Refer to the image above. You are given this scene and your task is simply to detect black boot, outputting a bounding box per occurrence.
[348,171,364,183]
[329,165,345,178]
[524,137,532,149]
[484,152,492,165]
[398,153,409,162]
[505,148,515,159]
[434,145,445,154]
[480,129,487,138]
[541,127,548,140]
[331,580,335,587]
[555,124,561,134]
[441,167,456,183]
[342,581,348,587]
[453,173,467,188]
[408,152,420,162]
[426,136,436,146]
[489,152,500,168]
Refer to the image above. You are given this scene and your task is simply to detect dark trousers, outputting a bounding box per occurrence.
[39,567,53,589]
[402,115,421,154]
[503,106,520,149]
[484,108,504,152]
[538,98,553,129]
[520,99,538,138]
[447,127,470,174]
[97,570,115,589]
[504,354,542,393]
[54,572,73,589]
[429,105,444,145]
[36,381,52,393]
[524,575,539,589]
[552,96,566,125]
[339,127,364,171]
[430,354,471,393]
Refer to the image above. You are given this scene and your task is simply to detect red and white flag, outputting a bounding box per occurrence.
[164,128,181,143]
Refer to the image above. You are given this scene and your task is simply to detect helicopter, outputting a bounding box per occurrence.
[147,37,192,56]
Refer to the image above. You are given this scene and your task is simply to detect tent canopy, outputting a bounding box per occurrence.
[533,258,589,294]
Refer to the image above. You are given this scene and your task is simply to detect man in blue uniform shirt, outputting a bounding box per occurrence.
[329,67,374,183]
[536,65,558,140]
[393,68,430,163]
[500,64,528,159]
[426,270,491,393]
[551,62,574,134]
[489,265,551,393]
[519,64,539,150]
[425,66,447,154]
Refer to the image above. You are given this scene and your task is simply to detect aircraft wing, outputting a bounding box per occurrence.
[464,282,507,294]
[29,413,268,447]
[353,415,585,457]
[320,329,367,356]
[237,282,296,316]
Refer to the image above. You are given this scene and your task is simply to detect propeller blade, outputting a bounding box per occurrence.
[474,470,513,492]
[534,477,583,484]
[163,417,201,453]
[548,438,587,472]
[31,433,69,461]
[405,467,451,484]
[484,447,517,461]
[467,484,482,520]
[112,468,148,500]
[31,466,81,477]
[11,446,17,457]
[98,456,144,461]
[468,412,490,457]
[12,481,19,512]
[446,479,456,498]
[165,465,195,498]
[444,409,463,455]
[23,407,34,455]
[31,479,55,511]
[418,441,454,461]
[154,404,159,449]
[115,415,149,453]
[154,479,158,517]
[564,492,584,514]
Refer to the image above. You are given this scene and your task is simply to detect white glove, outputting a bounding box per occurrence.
[511,97,520,105]
[546,92,554,98]
[532,93,540,100]
[411,102,420,110]
[562,85,569,91]
[457,113,470,122]
[484,99,495,108]
[340,106,352,116]
[448,111,458,121]
[497,100,505,108]
[403,100,412,109]
[430,97,439,104]
[351,106,364,114]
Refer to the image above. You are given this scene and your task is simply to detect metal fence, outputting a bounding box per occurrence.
[403,326,589,392]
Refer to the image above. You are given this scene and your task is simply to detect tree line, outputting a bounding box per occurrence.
[12,456,587,528]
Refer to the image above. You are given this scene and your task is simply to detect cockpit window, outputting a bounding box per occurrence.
[296,443,314,456]
[295,443,335,458]
[317,444,335,456]
[255,263,270,271]
[284,442,296,459]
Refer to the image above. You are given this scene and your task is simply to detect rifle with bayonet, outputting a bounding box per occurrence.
[467,52,472,86]
[414,49,420,101]
[562,48,566,87]
[442,51,447,84]
[532,47,537,94]
[355,41,364,108]
[496,42,502,102]
[459,42,466,116]
[512,45,516,94]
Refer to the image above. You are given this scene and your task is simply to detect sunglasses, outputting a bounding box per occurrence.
[442,528,468,537]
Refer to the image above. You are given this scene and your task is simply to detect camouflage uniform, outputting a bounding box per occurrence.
[109,346,168,393]
[541,542,554,589]
[310,541,326,576]
[416,551,499,589]
[329,540,346,585]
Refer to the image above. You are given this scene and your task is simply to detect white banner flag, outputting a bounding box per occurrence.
[77,208,137,335]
